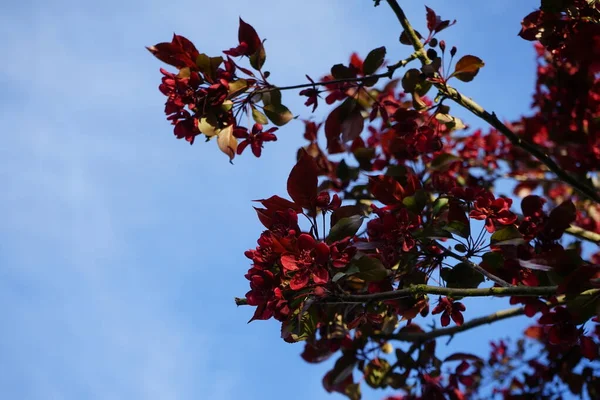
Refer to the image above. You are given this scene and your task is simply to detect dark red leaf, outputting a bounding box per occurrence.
[287,149,319,209]
[238,18,262,56]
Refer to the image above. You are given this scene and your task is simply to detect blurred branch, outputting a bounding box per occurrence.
[566,225,600,245]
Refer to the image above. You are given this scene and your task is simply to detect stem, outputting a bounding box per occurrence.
[385,0,427,62]
[252,53,418,95]
[384,0,600,204]
[434,241,512,287]
[379,288,600,342]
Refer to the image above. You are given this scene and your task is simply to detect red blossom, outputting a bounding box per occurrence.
[432,297,466,327]
[234,123,278,157]
[469,191,517,233]
[280,234,330,290]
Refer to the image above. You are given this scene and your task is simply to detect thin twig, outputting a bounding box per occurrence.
[434,240,512,287]
[252,53,418,95]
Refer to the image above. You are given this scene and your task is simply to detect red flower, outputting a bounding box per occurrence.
[299,75,320,112]
[432,297,466,327]
[234,123,278,157]
[280,234,330,290]
[469,191,517,233]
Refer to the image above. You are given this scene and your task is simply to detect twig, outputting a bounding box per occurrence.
[252,53,418,95]
[433,241,512,287]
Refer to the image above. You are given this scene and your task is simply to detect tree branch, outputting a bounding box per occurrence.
[235,285,560,306]
[566,225,600,245]
[331,284,558,303]
[384,0,600,204]
[379,288,600,342]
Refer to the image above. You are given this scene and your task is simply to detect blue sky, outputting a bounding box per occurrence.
[0,0,543,399]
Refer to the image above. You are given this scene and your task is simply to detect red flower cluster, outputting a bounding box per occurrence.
[432,297,466,327]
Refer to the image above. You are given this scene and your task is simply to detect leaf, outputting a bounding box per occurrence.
[432,197,449,215]
[440,263,484,289]
[363,46,386,75]
[282,307,318,342]
[228,78,248,98]
[327,215,364,244]
[435,114,466,131]
[354,256,388,282]
[249,43,266,70]
[490,225,525,246]
[401,69,431,96]
[412,227,453,240]
[567,294,600,325]
[238,18,261,55]
[425,6,438,32]
[399,30,423,46]
[443,221,470,239]
[287,149,318,209]
[402,190,428,213]
[195,53,223,81]
[450,55,485,82]
[331,64,355,79]
[481,252,504,272]
[261,88,282,106]
[344,383,361,400]
[216,125,237,161]
[264,104,293,126]
[331,205,362,227]
[364,358,391,388]
[341,109,364,142]
[197,114,220,137]
[430,153,461,171]
[251,106,268,124]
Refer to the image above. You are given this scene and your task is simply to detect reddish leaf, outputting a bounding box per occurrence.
[363,46,386,75]
[450,55,485,82]
[341,109,364,143]
[369,175,405,205]
[425,6,438,32]
[238,18,262,56]
[524,326,544,340]
[287,149,319,209]
[324,107,344,154]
